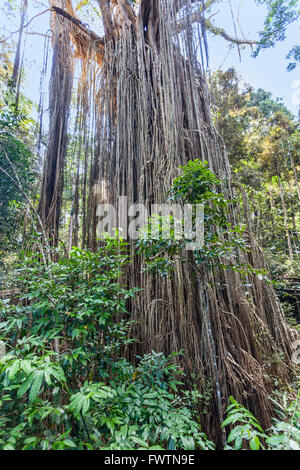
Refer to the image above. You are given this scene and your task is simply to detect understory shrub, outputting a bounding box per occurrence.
[0,239,213,450]
[222,394,300,450]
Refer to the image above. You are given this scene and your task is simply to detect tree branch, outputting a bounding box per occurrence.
[175,7,257,46]
[205,18,257,46]
[52,6,105,47]
[0,9,50,43]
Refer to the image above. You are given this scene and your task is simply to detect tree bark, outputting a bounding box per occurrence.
[278,174,294,263]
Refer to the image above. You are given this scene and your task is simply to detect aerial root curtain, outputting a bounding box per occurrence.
[38,1,74,245]
[43,0,296,445]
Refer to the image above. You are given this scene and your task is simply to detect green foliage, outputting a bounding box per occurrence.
[66,351,214,451]
[248,88,293,119]
[0,82,34,266]
[223,393,300,450]
[254,0,300,64]
[286,45,300,71]
[222,397,267,450]
[266,390,300,449]
[209,69,254,166]
[1,240,138,380]
[0,239,213,450]
[138,160,265,280]
[254,0,300,70]
[169,160,248,269]
[211,68,300,283]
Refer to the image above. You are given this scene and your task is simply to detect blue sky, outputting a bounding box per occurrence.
[0,0,299,115]
[208,1,300,115]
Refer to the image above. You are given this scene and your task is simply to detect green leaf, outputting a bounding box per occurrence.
[17,373,35,398]
[227,425,244,443]
[250,436,260,450]
[8,360,19,379]
[131,436,149,448]
[29,371,44,402]
[167,438,176,450]
[222,413,246,427]
[63,439,76,448]
[266,435,285,447]
[234,436,243,450]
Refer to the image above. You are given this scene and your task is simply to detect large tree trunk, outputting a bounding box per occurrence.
[288,142,300,201]
[278,174,294,263]
[38,1,74,246]
[45,0,296,446]
[81,0,294,445]
[12,0,28,110]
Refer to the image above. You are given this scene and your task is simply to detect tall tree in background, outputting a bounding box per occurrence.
[210,69,299,274]
[0,31,34,274]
